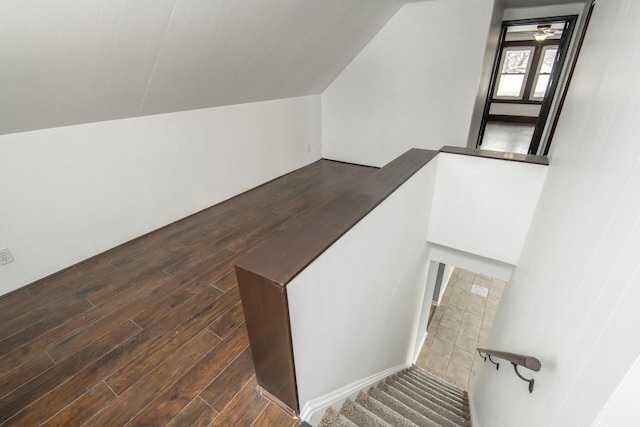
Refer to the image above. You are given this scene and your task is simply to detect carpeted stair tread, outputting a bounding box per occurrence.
[385,379,469,422]
[317,366,471,427]
[341,399,393,427]
[404,370,467,399]
[409,367,468,397]
[368,387,447,427]
[378,382,467,427]
[355,391,418,427]
[393,377,469,415]
[318,407,341,427]
[400,374,468,405]
[335,414,361,427]
[403,372,468,404]
[407,369,467,398]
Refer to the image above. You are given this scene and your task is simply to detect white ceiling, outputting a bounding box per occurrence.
[0,0,406,135]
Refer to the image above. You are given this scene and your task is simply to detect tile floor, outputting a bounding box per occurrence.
[415,267,507,390]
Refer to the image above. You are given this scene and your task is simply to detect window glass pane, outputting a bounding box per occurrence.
[502,49,532,74]
[532,74,550,99]
[496,74,525,97]
[540,47,558,74]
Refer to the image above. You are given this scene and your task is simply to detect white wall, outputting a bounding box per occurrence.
[472,0,640,425]
[0,95,322,295]
[321,0,496,167]
[428,153,548,265]
[285,148,547,421]
[288,160,437,417]
[467,0,504,147]
[592,354,640,427]
[502,2,587,22]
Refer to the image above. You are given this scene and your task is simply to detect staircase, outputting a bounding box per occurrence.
[317,366,471,427]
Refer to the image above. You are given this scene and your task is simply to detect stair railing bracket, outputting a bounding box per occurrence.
[478,350,500,370]
[512,362,535,393]
[477,347,541,394]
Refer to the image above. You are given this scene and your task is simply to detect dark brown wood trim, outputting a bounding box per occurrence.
[235,149,438,286]
[490,99,542,105]
[440,146,549,166]
[545,1,595,155]
[487,114,539,125]
[479,14,579,152]
[233,149,438,413]
[528,15,578,154]
[235,266,299,412]
[320,158,379,169]
[502,40,560,48]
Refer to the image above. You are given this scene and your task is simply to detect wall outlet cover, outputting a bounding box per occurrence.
[0,248,14,265]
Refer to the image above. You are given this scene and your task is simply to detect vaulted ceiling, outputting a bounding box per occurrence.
[0,0,408,135]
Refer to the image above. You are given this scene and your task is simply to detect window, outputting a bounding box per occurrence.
[530,46,558,100]
[494,46,535,99]
[493,43,560,102]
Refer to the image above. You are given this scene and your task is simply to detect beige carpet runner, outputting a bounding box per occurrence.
[318,366,470,427]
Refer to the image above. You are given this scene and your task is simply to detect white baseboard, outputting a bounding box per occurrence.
[299,362,411,425]
[468,389,481,427]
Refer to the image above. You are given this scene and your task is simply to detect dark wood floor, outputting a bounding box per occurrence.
[0,160,376,426]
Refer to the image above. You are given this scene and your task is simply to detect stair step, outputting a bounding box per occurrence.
[398,374,468,406]
[385,379,469,423]
[378,382,468,427]
[393,377,469,415]
[409,367,468,397]
[335,414,360,427]
[317,366,472,427]
[405,369,467,396]
[368,387,446,427]
[356,391,418,427]
[341,399,393,427]
[318,407,341,427]
[402,372,467,404]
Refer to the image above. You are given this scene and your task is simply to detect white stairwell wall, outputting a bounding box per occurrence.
[471,0,640,425]
[429,153,548,266]
[0,95,321,295]
[287,152,548,424]
[289,159,438,424]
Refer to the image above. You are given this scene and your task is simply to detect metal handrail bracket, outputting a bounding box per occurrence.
[477,347,541,393]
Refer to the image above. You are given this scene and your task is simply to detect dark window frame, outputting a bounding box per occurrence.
[492,39,561,104]
[477,14,579,154]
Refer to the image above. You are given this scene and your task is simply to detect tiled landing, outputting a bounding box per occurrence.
[415,268,506,390]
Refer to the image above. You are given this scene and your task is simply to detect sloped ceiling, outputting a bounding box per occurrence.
[0,0,408,135]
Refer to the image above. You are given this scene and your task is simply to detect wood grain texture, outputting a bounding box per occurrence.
[234,149,436,412]
[166,397,217,427]
[440,145,549,165]
[200,347,256,412]
[253,402,299,427]
[0,159,373,426]
[209,377,269,427]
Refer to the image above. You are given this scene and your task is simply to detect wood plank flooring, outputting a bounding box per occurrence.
[0,160,376,426]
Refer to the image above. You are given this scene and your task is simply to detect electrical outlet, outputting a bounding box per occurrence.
[0,248,14,265]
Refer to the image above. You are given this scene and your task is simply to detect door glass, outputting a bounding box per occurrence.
[531,46,558,100]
